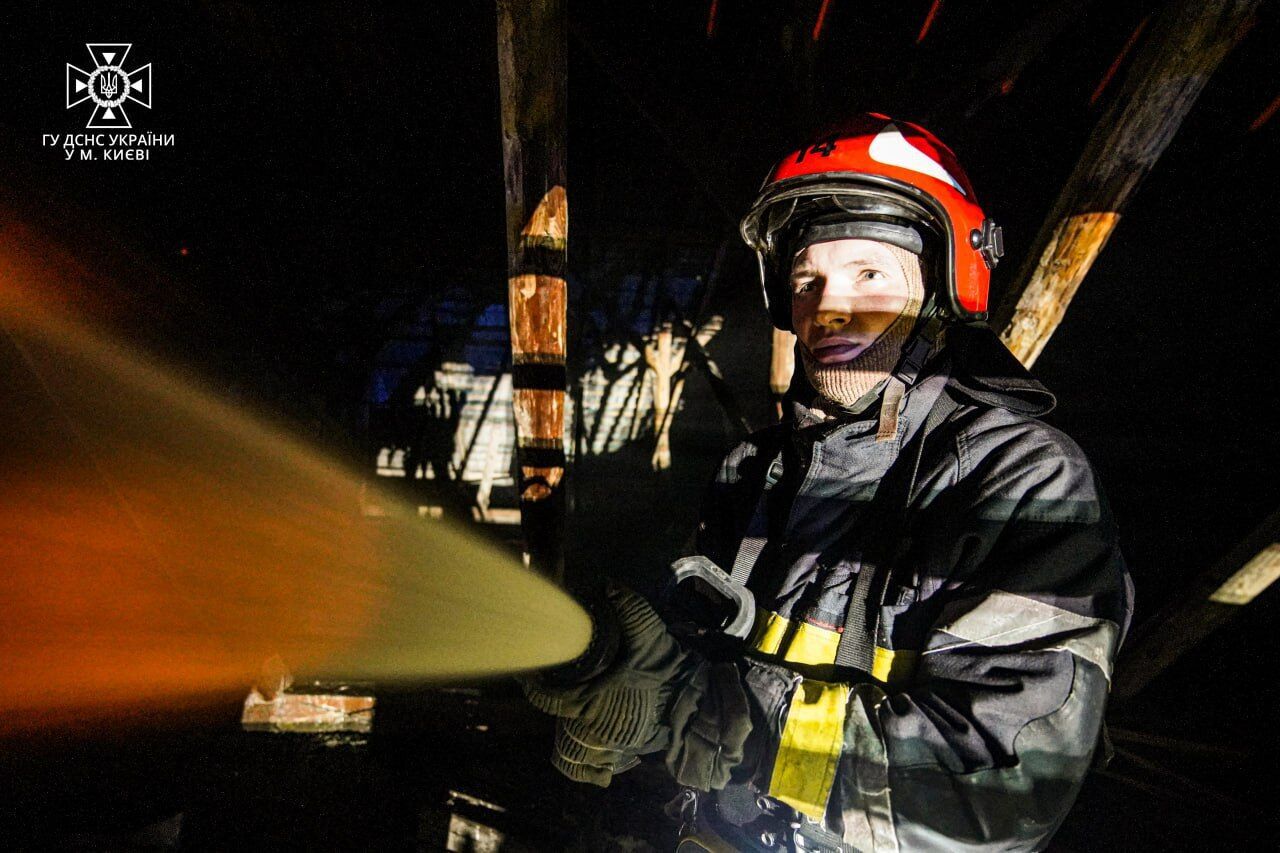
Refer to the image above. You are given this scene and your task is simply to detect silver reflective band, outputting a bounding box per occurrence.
[926,590,1120,682]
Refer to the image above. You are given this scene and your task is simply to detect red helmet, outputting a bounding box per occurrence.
[740,113,1003,331]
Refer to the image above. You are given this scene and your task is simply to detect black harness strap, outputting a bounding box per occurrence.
[724,358,958,677]
[833,387,959,671]
[729,451,785,588]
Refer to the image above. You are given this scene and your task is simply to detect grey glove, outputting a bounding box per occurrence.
[666,658,753,790]
[522,585,694,785]
[522,585,757,790]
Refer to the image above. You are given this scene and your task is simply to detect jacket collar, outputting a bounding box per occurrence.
[942,324,1056,417]
[787,323,1055,424]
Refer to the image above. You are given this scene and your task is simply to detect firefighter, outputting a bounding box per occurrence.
[524,113,1134,852]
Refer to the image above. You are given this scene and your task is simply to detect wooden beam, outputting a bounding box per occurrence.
[646,317,727,471]
[497,0,568,579]
[994,0,1258,367]
[1111,507,1280,703]
[770,329,796,420]
[645,322,676,471]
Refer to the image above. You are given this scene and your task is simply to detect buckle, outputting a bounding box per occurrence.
[894,334,933,386]
[765,457,785,488]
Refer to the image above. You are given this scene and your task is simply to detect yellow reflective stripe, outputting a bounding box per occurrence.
[768,679,849,820]
[784,620,841,666]
[871,646,918,684]
[752,610,790,655]
[752,611,919,683]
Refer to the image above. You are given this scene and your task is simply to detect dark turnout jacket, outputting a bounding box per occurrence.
[692,326,1133,852]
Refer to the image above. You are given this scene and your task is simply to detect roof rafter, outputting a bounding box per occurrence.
[993,0,1260,367]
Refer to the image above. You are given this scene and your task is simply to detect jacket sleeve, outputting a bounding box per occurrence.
[755,421,1133,852]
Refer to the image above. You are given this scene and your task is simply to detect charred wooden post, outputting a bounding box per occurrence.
[994,0,1258,367]
[497,0,568,579]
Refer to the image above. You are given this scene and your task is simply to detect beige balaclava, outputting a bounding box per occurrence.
[799,242,926,411]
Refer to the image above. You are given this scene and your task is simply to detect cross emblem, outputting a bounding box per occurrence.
[66,43,152,129]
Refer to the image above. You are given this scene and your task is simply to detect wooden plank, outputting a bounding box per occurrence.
[994,0,1259,367]
[241,691,376,733]
[770,328,796,419]
[646,317,727,470]
[645,323,675,471]
[497,0,568,579]
[1112,507,1280,702]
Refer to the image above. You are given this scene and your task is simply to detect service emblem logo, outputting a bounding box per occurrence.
[66,43,152,129]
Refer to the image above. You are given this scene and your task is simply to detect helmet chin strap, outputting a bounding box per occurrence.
[875,295,943,443]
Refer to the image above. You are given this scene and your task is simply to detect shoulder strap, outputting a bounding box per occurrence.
[834,388,960,672]
[728,450,785,588]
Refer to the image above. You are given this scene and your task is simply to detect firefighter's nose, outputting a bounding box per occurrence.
[816,308,852,329]
[815,286,856,329]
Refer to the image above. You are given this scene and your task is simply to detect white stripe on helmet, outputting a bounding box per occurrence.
[868,123,967,196]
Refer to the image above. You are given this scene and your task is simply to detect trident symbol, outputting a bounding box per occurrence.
[67,44,152,129]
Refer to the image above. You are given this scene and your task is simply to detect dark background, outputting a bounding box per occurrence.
[2,1,1277,850]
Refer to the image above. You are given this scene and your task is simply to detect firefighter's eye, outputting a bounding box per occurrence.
[860,269,886,282]
[792,277,819,294]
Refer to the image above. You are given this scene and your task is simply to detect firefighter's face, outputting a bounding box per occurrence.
[790,239,912,365]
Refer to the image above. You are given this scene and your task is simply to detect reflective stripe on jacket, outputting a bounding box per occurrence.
[692,326,1134,852]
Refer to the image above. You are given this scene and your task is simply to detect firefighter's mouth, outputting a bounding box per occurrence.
[811,338,865,364]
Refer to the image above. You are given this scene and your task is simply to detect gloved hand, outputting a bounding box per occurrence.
[522,585,756,790]
[522,585,692,785]
[665,654,754,790]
